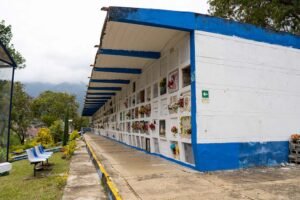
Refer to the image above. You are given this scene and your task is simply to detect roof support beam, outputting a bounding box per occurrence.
[85,97,111,100]
[98,48,160,59]
[93,67,142,74]
[88,86,122,91]
[87,92,116,96]
[90,79,130,84]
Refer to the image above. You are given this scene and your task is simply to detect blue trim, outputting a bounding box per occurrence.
[85,102,105,104]
[90,79,130,84]
[93,67,142,74]
[196,141,289,171]
[98,48,160,59]
[108,7,195,31]
[87,92,116,96]
[100,134,196,170]
[88,87,122,91]
[107,7,300,49]
[86,97,111,100]
[190,31,198,167]
[85,102,107,104]
[85,104,105,106]
[85,102,106,104]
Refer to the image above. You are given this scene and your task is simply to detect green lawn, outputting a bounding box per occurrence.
[0,152,70,200]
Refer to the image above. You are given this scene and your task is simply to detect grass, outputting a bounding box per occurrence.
[0,152,70,200]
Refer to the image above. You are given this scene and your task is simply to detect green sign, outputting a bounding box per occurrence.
[202,90,209,99]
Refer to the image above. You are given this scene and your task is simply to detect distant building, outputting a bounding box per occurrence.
[0,40,17,162]
[82,7,300,171]
[26,125,40,139]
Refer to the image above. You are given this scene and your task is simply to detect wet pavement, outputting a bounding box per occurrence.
[85,133,300,200]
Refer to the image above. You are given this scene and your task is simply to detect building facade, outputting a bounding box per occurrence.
[83,7,300,171]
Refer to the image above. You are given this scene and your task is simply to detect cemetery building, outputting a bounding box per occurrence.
[83,7,300,171]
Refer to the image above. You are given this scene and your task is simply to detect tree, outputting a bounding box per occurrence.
[63,107,69,146]
[73,116,89,131]
[11,82,33,144]
[0,20,26,68]
[49,120,64,143]
[31,91,79,127]
[36,128,53,147]
[208,0,300,35]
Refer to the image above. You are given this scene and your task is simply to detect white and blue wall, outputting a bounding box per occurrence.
[86,7,300,172]
[194,31,300,171]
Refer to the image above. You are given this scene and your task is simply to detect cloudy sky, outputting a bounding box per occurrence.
[1,0,209,84]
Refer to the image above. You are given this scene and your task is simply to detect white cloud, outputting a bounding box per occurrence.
[0,0,208,84]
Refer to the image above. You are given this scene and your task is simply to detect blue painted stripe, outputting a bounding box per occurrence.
[88,87,121,91]
[85,102,107,104]
[90,79,130,84]
[85,103,105,106]
[85,102,105,104]
[87,92,116,96]
[86,97,111,100]
[93,67,142,74]
[108,7,300,49]
[190,31,198,167]
[85,100,107,104]
[196,141,289,171]
[98,48,160,59]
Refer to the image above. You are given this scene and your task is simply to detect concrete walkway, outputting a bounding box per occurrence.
[85,133,300,200]
[63,139,107,200]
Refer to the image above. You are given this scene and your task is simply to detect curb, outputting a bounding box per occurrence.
[85,139,122,200]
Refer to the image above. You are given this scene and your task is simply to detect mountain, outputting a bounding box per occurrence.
[24,82,87,112]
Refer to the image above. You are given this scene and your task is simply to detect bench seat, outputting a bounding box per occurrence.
[0,162,12,174]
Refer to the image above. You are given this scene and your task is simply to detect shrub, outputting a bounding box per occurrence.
[49,120,64,143]
[69,130,80,141]
[55,173,68,189]
[36,128,53,146]
[0,148,6,162]
[62,140,76,159]
[24,139,38,149]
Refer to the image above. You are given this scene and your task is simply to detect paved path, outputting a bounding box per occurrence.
[63,139,107,200]
[85,133,300,200]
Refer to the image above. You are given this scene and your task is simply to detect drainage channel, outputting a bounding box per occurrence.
[85,140,122,200]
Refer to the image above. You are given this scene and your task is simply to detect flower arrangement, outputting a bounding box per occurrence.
[139,106,147,114]
[186,128,192,135]
[138,105,151,116]
[178,97,184,108]
[170,143,179,156]
[145,104,151,115]
[126,112,131,118]
[168,79,175,89]
[142,123,149,132]
[291,134,300,142]
[168,102,179,112]
[160,78,166,87]
[160,78,167,95]
[171,126,178,134]
[171,126,178,136]
[149,123,155,130]
[124,101,128,108]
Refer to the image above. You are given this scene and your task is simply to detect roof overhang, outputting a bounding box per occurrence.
[0,40,17,68]
[82,6,300,116]
[82,7,188,116]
